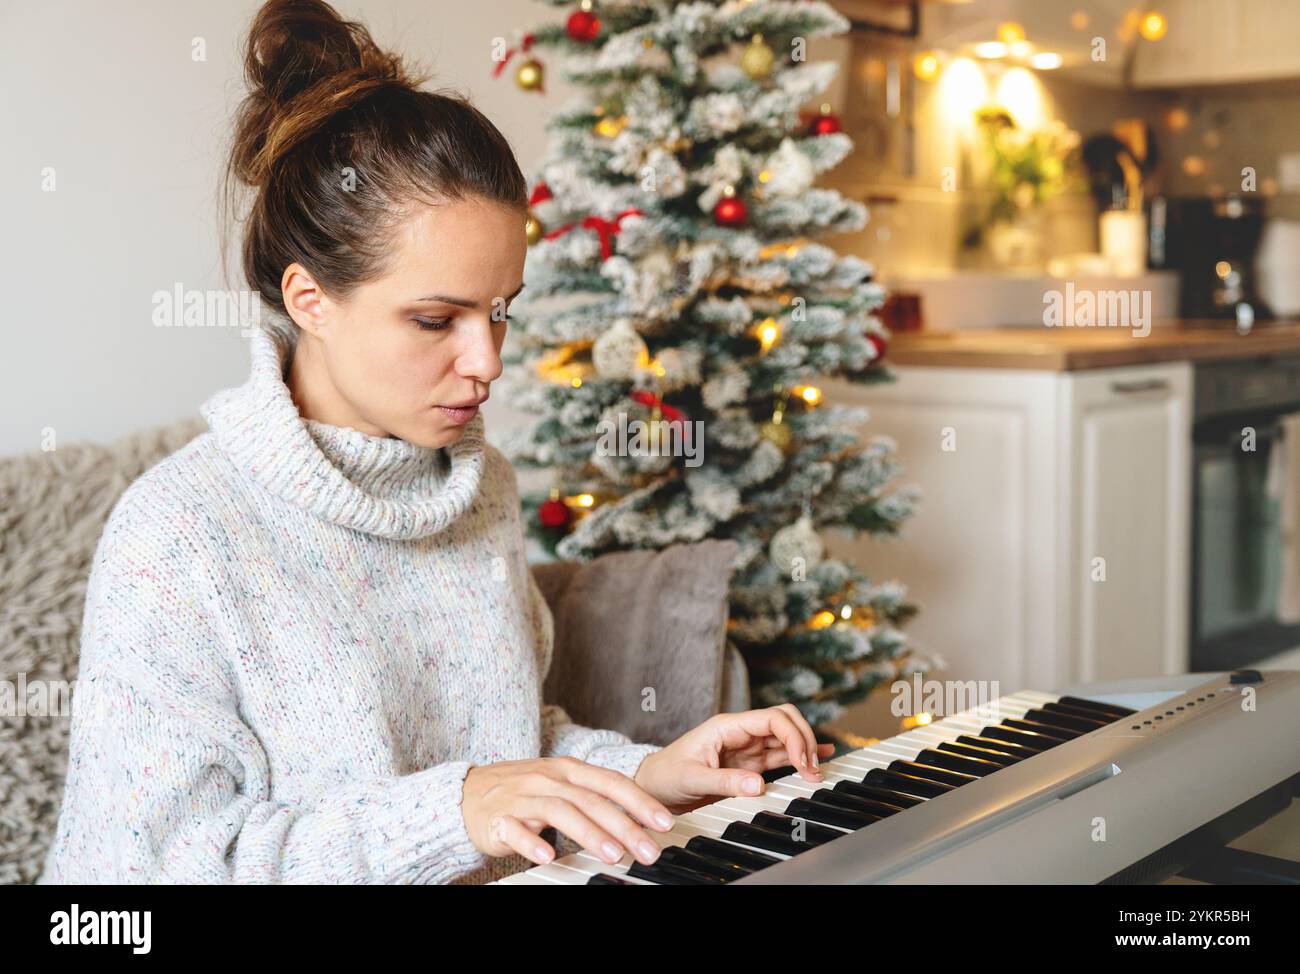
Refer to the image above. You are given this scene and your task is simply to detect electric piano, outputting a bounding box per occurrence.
[495,670,1300,884]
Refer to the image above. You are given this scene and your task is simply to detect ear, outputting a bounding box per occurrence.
[281,262,330,339]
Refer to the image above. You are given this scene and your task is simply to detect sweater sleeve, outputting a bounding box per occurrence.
[41,668,488,885]
[40,485,489,885]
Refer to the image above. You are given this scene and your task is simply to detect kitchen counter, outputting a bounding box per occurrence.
[885,320,1300,371]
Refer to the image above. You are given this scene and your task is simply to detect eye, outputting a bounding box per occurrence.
[413,316,452,332]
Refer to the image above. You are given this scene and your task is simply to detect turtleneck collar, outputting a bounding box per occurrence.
[200,314,486,541]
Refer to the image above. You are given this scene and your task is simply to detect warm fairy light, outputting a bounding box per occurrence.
[595,115,627,138]
[573,493,595,507]
[809,610,837,630]
[757,317,781,351]
[840,604,852,620]
[1216,260,1232,279]
[795,385,823,405]
[1164,106,1190,130]
[570,377,583,388]
[1139,11,1167,40]
[1030,52,1062,69]
[913,51,940,81]
[901,712,933,730]
[974,41,1008,59]
[997,21,1025,45]
[1070,10,1089,30]
[758,169,772,183]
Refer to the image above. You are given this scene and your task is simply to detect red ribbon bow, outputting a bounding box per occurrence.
[544,208,643,260]
[528,183,553,207]
[493,33,541,90]
[631,390,686,425]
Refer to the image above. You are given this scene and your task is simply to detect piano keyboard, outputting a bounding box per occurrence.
[495,688,1136,885]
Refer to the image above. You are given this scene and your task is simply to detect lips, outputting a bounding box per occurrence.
[438,402,480,425]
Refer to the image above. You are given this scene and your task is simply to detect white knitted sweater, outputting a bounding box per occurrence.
[40,314,659,885]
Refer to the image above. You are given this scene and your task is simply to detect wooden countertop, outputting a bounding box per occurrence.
[885,320,1300,371]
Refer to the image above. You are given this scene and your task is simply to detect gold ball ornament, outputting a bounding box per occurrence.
[525,213,544,245]
[741,33,775,79]
[760,419,791,448]
[769,514,824,575]
[515,58,544,91]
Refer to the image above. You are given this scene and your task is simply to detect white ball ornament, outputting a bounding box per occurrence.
[769,514,823,576]
[592,319,649,379]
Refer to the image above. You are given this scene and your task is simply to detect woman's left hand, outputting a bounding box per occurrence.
[633,705,836,814]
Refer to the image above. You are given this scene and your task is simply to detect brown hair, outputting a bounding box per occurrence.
[222,0,528,314]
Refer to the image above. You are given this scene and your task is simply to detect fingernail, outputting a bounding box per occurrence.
[654,811,673,830]
[813,750,820,768]
[637,841,659,863]
[601,841,622,863]
[535,846,553,863]
[742,776,762,795]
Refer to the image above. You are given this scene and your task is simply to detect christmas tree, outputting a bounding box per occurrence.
[498,0,923,727]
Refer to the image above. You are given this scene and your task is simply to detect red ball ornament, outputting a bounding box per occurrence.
[713,194,748,228]
[538,498,571,529]
[809,111,842,136]
[867,332,888,362]
[566,10,601,43]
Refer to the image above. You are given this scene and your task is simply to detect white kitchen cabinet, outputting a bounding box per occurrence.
[825,361,1192,691]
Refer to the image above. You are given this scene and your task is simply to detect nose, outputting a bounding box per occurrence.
[454,315,505,387]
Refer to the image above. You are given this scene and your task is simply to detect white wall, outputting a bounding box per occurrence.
[0,0,567,457]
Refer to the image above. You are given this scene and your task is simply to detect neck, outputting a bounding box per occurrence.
[287,329,392,439]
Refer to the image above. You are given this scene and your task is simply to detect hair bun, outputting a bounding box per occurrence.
[230,0,417,188]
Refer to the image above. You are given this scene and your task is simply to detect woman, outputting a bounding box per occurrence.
[40,0,831,885]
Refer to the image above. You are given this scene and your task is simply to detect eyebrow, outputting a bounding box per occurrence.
[411,282,525,308]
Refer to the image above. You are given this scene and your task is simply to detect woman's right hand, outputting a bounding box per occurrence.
[461,757,675,867]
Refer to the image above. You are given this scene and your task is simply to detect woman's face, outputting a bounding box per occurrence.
[282,194,528,449]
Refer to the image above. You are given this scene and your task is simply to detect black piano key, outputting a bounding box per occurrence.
[587,873,637,885]
[685,835,781,872]
[721,821,817,857]
[808,787,907,818]
[863,767,955,798]
[627,857,726,885]
[886,759,978,787]
[833,779,926,808]
[1057,694,1136,719]
[751,810,844,845]
[916,747,1004,776]
[980,725,1060,751]
[1023,707,1108,734]
[1042,700,1121,724]
[785,796,881,831]
[954,733,1040,759]
[656,845,748,882]
[1000,717,1078,740]
[937,740,1020,767]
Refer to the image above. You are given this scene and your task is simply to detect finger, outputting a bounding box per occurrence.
[676,761,766,800]
[521,795,653,866]
[759,708,822,781]
[493,815,554,865]
[549,780,663,866]
[775,703,821,769]
[560,760,675,833]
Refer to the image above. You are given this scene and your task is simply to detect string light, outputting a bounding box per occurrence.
[913,51,941,81]
[754,317,781,352]
[1139,10,1168,40]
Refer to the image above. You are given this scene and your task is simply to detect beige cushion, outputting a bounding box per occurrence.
[534,538,745,746]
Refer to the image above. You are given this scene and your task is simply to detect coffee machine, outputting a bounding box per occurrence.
[1148,195,1272,324]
